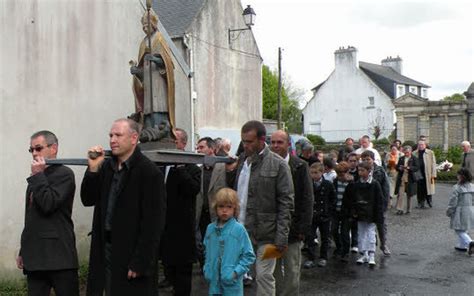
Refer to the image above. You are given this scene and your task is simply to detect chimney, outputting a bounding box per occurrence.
[381,55,403,74]
[334,46,358,70]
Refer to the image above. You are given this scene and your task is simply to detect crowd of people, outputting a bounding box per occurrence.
[16,118,474,296]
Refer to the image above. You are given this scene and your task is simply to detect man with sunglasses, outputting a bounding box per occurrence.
[17,130,79,296]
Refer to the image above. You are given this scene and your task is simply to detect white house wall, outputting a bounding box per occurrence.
[189,0,262,142]
[303,66,394,142]
[0,0,144,276]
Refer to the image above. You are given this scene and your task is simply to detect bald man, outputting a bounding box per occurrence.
[270,130,313,296]
[461,141,474,177]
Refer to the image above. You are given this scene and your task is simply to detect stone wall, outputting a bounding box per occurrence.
[394,93,467,150]
[448,116,464,146]
[429,117,444,147]
[404,117,418,141]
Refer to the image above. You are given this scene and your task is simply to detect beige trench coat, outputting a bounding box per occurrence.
[414,149,437,195]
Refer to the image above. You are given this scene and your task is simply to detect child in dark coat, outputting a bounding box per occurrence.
[343,161,383,266]
[332,161,354,261]
[304,162,336,268]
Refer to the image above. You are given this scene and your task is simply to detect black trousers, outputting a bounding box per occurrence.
[105,241,112,296]
[331,212,351,255]
[417,178,429,204]
[26,269,79,296]
[307,216,330,260]
[165,264,193,296]
[376,211,388,249]
[350,219,358,248]
[196,209,211,268]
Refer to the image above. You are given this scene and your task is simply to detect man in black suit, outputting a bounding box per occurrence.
[18,130,79,296]
[160,128,201,296]
[81,118,166,296]
[271,130,313,296]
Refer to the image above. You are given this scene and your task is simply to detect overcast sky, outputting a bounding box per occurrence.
[244,0,474,104]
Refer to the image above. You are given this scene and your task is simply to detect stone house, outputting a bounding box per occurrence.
[394,82,474,150]
[302,46,429,142]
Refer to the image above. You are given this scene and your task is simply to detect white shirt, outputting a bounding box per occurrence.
[355,147,382,166]
[237,159,252,224]
[237,148,266,224]
[323,170,337,182]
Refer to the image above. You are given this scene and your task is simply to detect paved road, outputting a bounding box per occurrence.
[162,183,474,295]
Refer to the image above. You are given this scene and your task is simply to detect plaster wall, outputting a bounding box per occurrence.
[189,0,262,143]
[0,0,144,276]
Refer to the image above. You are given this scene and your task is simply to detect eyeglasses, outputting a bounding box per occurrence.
[28,144,52,153]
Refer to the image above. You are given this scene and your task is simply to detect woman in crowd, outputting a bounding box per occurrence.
[446,168,474,255]
[385,144,402,209]
[394,146,420,215]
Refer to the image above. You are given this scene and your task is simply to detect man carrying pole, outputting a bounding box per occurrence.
[81,118,166,296]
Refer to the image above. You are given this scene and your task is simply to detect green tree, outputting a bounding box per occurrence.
[443,93,465,102]
[262,65,303,133]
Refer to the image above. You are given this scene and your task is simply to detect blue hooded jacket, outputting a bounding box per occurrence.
[203,217,255,295]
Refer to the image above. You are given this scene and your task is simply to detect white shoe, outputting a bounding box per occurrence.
[356,255,368,264]
[368,254,376,266]
[350,247,359,253]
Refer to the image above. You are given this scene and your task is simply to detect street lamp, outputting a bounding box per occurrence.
[228,5,256,47]
[242,5,256,27]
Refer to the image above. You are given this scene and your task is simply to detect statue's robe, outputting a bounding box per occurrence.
[132,30,176,131]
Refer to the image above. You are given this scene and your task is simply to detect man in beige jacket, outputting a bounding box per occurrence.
[413,140,437,208]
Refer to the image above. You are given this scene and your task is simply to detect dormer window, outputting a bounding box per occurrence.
[422,88,428,98]
[409,86,417,95]
[397,85,405,97]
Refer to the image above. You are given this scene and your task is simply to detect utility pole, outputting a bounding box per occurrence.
[277,47,282,129]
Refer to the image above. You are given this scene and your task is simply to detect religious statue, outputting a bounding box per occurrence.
[130,7,175,143]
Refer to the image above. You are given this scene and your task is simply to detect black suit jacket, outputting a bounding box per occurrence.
[161,164,201,265]
[288,155,314,243]
[81,147,166,296]
[394,155,420,197]
[20,164,78,272]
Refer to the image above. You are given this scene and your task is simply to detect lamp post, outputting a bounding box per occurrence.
[228,5,256,47]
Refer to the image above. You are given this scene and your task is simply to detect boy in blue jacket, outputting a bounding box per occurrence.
[203,188,255,295]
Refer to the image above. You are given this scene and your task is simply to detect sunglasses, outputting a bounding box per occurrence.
[28,144,52,153]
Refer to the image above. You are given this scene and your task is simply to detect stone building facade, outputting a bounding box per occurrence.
[394,82,474,150]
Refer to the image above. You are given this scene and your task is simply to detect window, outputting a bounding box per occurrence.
[397,85,405,97]
[422,88,428,98]
[409,86,418,95]
[368,96,374,106]
[309,122,321,135]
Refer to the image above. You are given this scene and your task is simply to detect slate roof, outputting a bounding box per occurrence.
[153,0,206,38]
[359,61,429,98]
[466,82,474,95]
[311,61,430,99]
[311,80,326,92]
